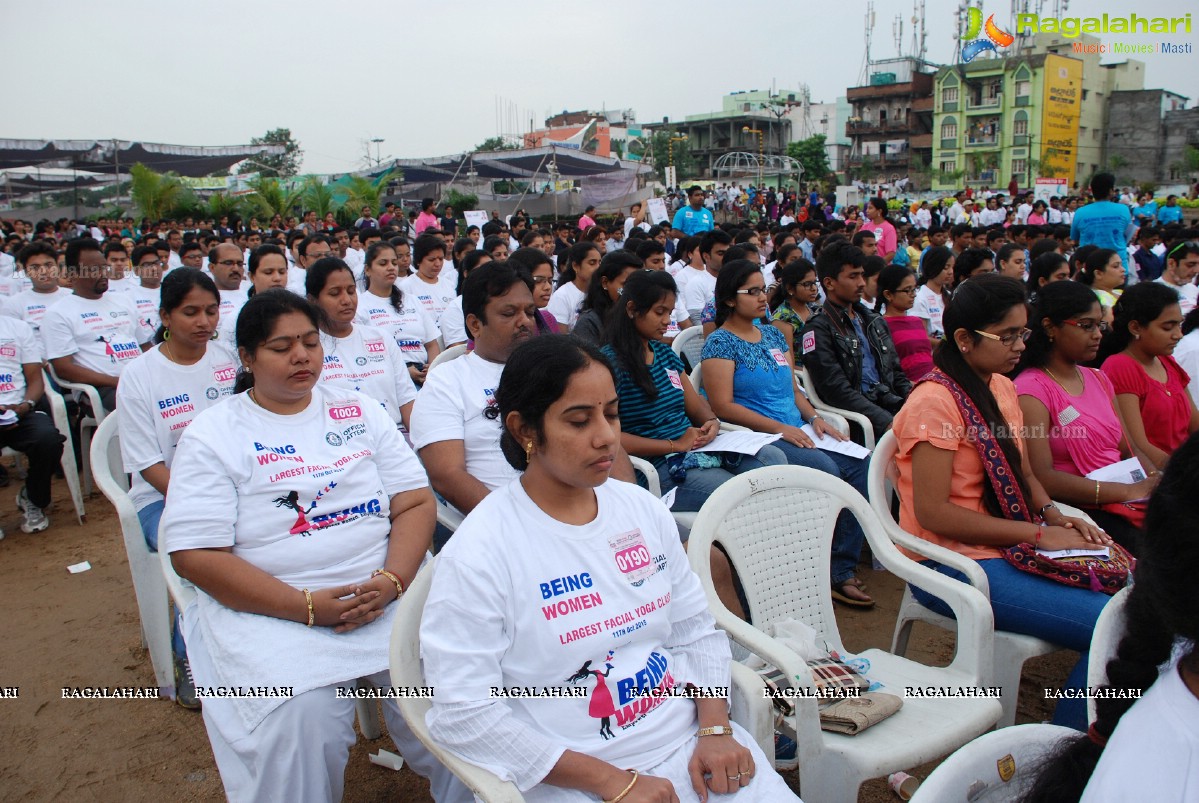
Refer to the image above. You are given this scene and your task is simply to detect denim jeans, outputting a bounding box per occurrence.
[910,557,1110,730]
[657,444,788,513]
[770,442,871,586]
[138,499,187,661]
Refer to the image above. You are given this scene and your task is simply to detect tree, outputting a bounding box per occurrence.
[339,170,402,217]
[301,177,337,219]
[129,163,185,221]
[443,189,478,212]
[249,128,303,178]
[474,136,518,152]
[246,176,303,221]
[786,136,831,186]
[646,130,696,183]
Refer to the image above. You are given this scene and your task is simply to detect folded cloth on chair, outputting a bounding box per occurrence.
[818,692,903,735]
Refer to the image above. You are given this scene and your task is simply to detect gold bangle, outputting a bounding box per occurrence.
[1094,480,1101,506]
[667,439,675,454]
[697,725,735,737]
[303,588,314,627]
[372,568,404,600]
[603,770,639,803]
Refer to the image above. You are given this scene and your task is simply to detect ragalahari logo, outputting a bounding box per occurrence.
[962,7,1015,62]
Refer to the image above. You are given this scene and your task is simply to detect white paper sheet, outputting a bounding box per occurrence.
[801,424,872,459]
[1036,547,1111,559]
[1085,457,1147,484]
[67,561,91,574]
[660,487,677,510]
[691,431,782,456]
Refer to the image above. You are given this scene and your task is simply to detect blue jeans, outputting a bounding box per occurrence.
[138,500,187,661]
[771,442,870,586]
[657,444,788,513]
[910,558,1109,730]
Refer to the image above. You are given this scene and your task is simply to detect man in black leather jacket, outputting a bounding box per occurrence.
[801,242,913,440]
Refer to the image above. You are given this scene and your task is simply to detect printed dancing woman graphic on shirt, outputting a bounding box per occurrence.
[567,650,616,740]
[273,490,316,535]
[97,334,117,364]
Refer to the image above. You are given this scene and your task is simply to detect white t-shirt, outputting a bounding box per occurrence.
[439,296,468,346]
[1082,658,1199,802]
[318,324,418,426]
[1173,330,1199,406]
[41,292,151,378]
[0,271,32,297]
[354,291,439,366]
[161,385,428,729]
[0,316,41,403]
[911,285,946,339]
[1154,277,1198,317]
[409,351,518,492]
[344,248,365,279]
[547,282,586,330]
[683,270,718,317]
[399,274,457,325]
[218,287,248,326]
[286,265,307,295]
[1,287,69,334]
[116,346,238,511]
[106,276,141,294]
[129,284,162,335]
[422,478,720,777]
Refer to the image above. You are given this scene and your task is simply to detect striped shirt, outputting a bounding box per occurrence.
[602,340,691,468]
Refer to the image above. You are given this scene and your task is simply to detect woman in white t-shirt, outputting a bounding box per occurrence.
[547,241,601,330]
[162,290,466,803]
[1024,434,1199,802]
[913,245,954,344]
[398,234,456,325]
[214,244,288,360]
[117,268,237,708]
[355,241,440,386]
[304,257,417,430]
[420,334,798,802]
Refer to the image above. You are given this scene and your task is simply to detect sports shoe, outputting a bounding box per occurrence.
[17,487,48,533]
[173,653,200,710]
[774,732,799,771]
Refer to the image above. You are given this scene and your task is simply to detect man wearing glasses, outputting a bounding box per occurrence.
[287,234,333,295]
[207,244,248,323]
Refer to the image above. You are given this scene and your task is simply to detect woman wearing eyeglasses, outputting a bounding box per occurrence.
[767,258,821,361]
[1015,281,1160,554]
[894,274,1112,729]
[876,264,933,382]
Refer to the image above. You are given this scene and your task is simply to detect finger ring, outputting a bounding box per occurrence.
[727,774,741,781]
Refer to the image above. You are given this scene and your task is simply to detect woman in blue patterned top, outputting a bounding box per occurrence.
[702,260,875,607]
[600,270,788,515]
[768,258,821,361]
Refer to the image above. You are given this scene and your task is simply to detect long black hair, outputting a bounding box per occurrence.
[1098,281,1182,363]
[769,258,816,312]
[713,259,763,327]
[484,335,616,471]
[1026,251,1069,301]
[606,270,678,398]
[934,273,1032,515]
[1023,431,1199,802]
[1077,247,1120,287]
[154,268,219,344]
[1018,279,1100,372]
[304,256,356,332]
[455,249,492,296]
[581,251,643,318]
[360,240,404,313]
[875,264,915,313]
[233,289,321,393]
[557,241,601,287]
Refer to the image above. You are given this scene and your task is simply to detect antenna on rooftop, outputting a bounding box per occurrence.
[859,1,876,85]
[910,0,927,62]
[893,14,904,58]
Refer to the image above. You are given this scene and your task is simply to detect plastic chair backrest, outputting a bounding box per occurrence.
[670,325,705,372]
[1087,585,1131,724]
[428,343,468,374]
[911,723,1078,802]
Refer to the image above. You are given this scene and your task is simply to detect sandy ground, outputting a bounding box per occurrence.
[0,478,1074,802]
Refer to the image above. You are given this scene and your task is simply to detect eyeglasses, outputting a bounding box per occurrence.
[1062,318,1110,334]
[974,328,1032,347]
[736,287,768,297]
[214,259,242,268]
[530,276,552,285]
[798,280,819,289]
[892,286,918,295]
[137,260,164,269]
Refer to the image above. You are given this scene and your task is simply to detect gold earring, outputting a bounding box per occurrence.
[525,441,534,461]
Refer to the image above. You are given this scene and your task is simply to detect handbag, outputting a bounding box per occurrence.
[1002,542,1135,595]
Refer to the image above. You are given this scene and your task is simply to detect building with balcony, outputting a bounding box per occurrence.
[845,58,936,182]
[645,109,791,181]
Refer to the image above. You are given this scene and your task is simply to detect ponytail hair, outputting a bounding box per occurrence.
[1098,281,1181,363]
[557,241,600,288]
[360,240,404,314]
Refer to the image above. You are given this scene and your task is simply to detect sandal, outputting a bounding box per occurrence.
[831,580,875,608]
[844,576,868,592]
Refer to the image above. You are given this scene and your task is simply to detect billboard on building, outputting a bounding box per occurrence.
[1039,54,1082,180]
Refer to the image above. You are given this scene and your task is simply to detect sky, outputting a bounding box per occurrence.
[6,0,1197,174]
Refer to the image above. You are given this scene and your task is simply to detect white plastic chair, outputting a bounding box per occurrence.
[0,373,86,523]
[797,365,877,449]
[91,413,174,696]
[670,324,705,371]
[687,466,1001,803]
[911,723,1078,802]
[389,559,775,802]
[867,429,1061,728]
[428,344,467,374]
[690,361,850,437]
[47,363,107,495]
[1086,585,1131,726]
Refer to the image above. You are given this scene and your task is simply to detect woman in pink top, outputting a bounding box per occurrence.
[414,198,440,236]
[875,264,933,382]
[894,275,1111,729]
[1015,282,1160,553]
[861,196,897,261]
[1100,283,1199,467]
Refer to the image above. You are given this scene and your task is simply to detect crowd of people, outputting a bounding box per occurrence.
[0,166,1196,801]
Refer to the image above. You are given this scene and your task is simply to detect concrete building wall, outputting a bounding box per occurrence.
[1107,90,1168,183]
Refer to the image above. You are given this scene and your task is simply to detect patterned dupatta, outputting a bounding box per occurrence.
[920,369,1035,524]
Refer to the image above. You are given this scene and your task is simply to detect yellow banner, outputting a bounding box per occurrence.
[1039,54,1082,180]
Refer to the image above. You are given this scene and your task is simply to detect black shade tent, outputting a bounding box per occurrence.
[367,143,629,184]
[0,139,284,177]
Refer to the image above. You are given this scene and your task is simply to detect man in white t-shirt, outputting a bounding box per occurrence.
[683,230,731,324]
[288,234,333,295]
[42,238,152,412]
[208,243,248,325]
[1156,242,1199,316]
[129,245,164,335]
[0,314,64,534]
[165,229,184,270]
[2,241,68,337]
